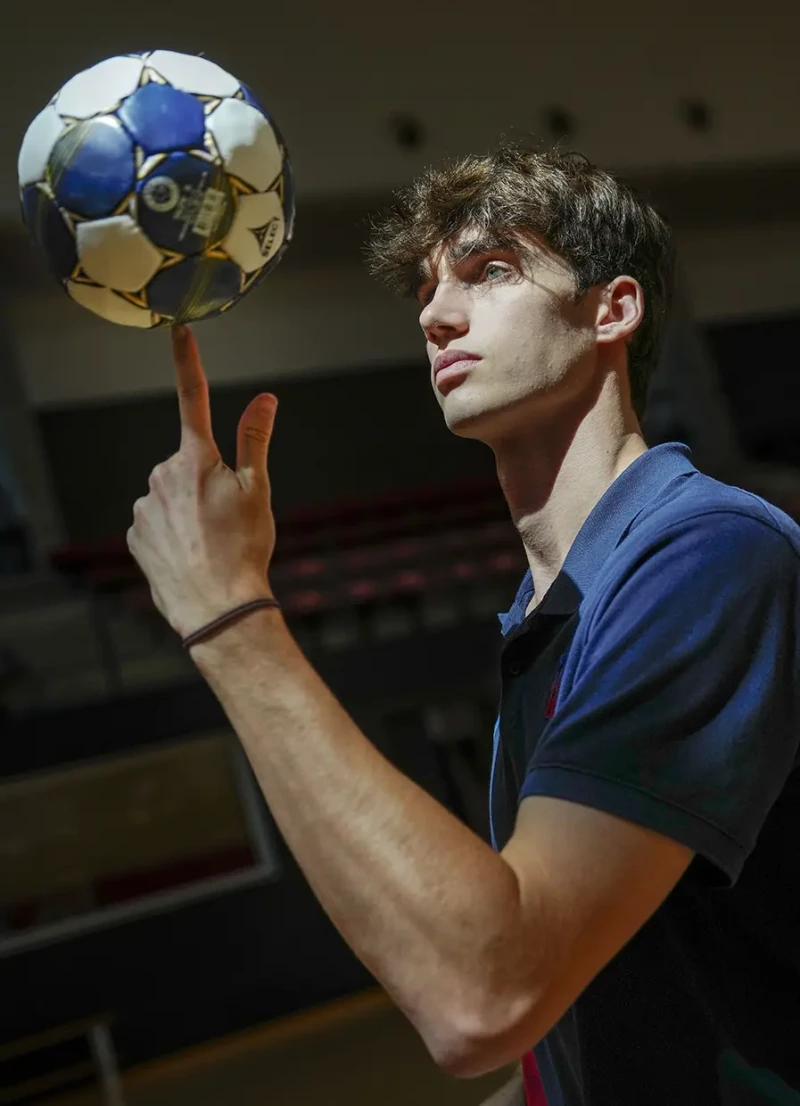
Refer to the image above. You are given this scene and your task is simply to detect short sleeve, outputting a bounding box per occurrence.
[520,511,800,885]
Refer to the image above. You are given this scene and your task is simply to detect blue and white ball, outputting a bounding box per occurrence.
[18,51,294,328]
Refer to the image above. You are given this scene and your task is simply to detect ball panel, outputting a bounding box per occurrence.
[76,215,162,291]
[55,56,145,119]
[117,83,206,154]
[18,106,69,187]
[49,117,135,218]
[266,109,290,157]
[136,153,235,254]
[243,219,292,298]
[259,231,292,282]
[178,299,234,324]
[67,280,155,327]
[147,256,241,322]
[234,263,269,303]
[221,190,284,273]
[206,99,282,191]
[239,83,265,114]
[227,237,288,309]
[147,51,240,98]
[21,184,78,279]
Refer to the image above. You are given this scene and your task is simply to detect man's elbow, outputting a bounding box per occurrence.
[423,990,543,1079]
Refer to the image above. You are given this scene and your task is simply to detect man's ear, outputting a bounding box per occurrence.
[595,276,644,347]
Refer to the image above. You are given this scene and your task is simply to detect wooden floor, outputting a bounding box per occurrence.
[44,990,514,1106]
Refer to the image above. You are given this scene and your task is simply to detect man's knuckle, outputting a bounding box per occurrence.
[148,459,175,488]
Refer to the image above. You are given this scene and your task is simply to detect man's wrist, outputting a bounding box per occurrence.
[181,595,279,650]
[178,574,272,637]
[187,597,286,674]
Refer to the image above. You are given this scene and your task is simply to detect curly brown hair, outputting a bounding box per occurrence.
[366,142,675,419]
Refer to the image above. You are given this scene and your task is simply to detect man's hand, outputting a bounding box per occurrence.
[127,326,276,638]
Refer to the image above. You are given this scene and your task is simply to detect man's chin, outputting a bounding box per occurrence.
[443,402,501,443]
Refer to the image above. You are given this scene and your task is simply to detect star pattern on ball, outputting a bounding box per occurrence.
[251,220,280,256]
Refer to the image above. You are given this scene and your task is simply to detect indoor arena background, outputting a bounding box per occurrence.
[1,2,800,1103]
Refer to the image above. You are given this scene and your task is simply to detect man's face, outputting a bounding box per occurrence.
[418,231,601,443]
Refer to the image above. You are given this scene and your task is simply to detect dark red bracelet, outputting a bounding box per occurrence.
[181,597,281,650]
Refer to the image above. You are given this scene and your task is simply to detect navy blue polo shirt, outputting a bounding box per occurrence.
[491,442,800,1106]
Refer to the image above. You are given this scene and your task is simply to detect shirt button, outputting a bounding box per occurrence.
[507,661,522,676]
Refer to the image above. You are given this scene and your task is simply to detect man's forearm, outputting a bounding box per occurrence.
[192,608,537,1069]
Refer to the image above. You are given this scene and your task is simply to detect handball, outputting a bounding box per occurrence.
[17,51,294,328]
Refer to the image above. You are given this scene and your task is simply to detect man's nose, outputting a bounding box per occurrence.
[419,284,469,345]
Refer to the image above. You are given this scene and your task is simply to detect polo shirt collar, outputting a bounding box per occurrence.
[497,442,698,635]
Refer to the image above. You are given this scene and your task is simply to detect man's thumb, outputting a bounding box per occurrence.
[236,393,277,477]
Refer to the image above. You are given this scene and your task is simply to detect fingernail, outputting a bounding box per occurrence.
[173,325,188,340]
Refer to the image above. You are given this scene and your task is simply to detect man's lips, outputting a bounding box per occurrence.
[433,350,482,382]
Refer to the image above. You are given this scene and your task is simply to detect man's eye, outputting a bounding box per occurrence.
[483,262,507,281]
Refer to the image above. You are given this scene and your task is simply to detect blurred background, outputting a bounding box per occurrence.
[2,1,800,1102]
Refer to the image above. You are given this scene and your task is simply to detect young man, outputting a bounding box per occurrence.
[127,144,800,1105]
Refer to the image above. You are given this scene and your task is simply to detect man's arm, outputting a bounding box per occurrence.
[192,611,545,1073]
[192,611,693,1076]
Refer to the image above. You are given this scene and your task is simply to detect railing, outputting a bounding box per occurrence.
[0,1016,123,1106]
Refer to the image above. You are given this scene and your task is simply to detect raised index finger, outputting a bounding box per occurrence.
[172,325,215,452]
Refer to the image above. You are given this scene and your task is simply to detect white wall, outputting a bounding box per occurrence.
[10,263,422,407]
[4,0,800,218]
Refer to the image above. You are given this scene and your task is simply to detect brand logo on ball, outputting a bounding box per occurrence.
[142,176,181,214]
[252,217,280,257]
[186,182,227,240]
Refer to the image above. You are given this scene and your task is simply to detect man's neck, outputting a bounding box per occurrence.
[493,383,647,607]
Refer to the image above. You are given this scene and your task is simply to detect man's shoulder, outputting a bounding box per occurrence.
[629,471,800,561]
[580,475,800,626]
